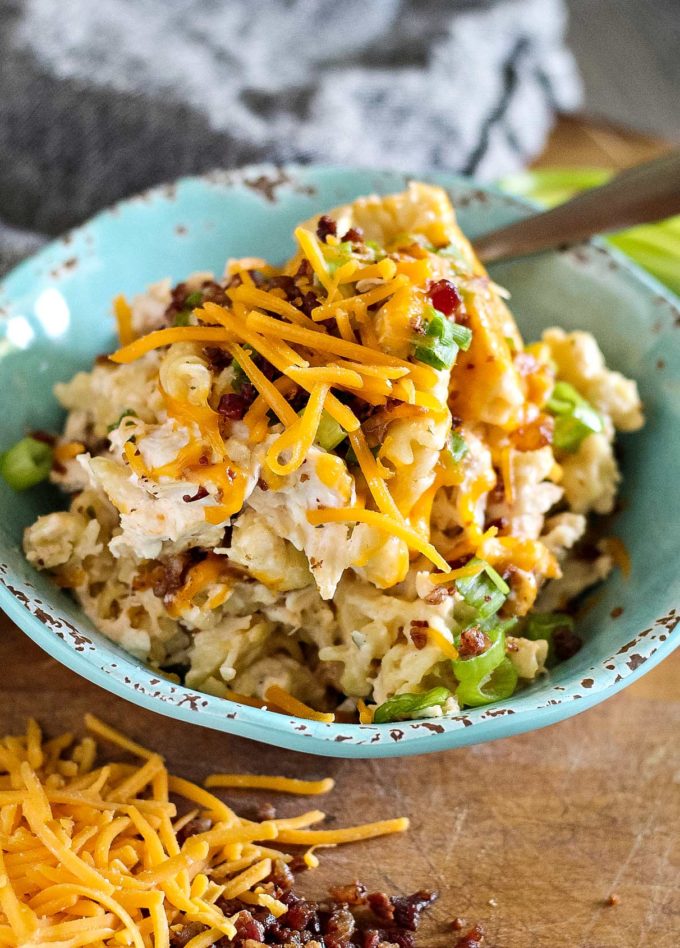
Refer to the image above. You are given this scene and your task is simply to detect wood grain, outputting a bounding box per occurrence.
[1,120,678,947]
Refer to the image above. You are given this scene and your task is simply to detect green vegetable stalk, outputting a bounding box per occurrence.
[547,381,602,453]
[373,686,452,723]
[0,437,53,490]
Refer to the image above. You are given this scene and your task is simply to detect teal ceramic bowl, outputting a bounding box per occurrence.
[0,166,677,758]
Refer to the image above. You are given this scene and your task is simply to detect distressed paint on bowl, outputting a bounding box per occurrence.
[0,165,677,758]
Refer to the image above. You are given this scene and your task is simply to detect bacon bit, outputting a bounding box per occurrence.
[297,290,320,317]
[203,345,232,370]
[182,485,209,503]
[455,923,486,947]
[316,215,337,242]
[29,429,57,446]
[367,892,394,923]
[200,279,229,305]
[295,258,313,281]
[341,226,364,243]
[428,279,461,316]
[175,816,212,845]
[218,392,253,420]
[241,801,277,823]
[410,625,428,650]
[329,882,368,905]
[451,916,467,931]
[606,893,621,907]
[392,891,438,931]
[458,627,491,657]
[164,281,190,324]
[424,585,450,605]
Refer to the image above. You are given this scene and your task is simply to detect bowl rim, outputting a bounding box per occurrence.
[0,163,678,759]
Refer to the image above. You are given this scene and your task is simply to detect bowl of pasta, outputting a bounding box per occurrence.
[0,165,677,757]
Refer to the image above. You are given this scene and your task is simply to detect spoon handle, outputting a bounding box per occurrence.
[474,150,680,264]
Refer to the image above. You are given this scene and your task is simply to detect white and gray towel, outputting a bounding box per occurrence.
[0,0,581,274]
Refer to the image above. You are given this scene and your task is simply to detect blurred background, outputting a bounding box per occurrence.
[0,0,678,273]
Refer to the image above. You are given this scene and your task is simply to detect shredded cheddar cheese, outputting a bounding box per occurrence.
[265,383,329,476]
[53,441,86,463]
[274,819,409,847]
[229,284,318,331]
[426,627,459,660]
[347,429,402,521]
[263,686,335,724]
[0,717,410,948]
[243,309,437,389]
[114,294,135,347]
[429,561,486,586]
[228,343,297,428]
[110,327,232,363]
[205,775,334,796]
[294,227,334,293]
[167,554,230,618]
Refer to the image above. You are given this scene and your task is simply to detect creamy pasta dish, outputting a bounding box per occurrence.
[16,184,644,723]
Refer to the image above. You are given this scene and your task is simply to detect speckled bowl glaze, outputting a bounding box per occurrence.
[0,166,677,757]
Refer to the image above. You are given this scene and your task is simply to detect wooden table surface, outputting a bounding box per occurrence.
[1,119,678,947]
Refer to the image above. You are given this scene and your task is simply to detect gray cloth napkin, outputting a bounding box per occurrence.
[0,0,580,273]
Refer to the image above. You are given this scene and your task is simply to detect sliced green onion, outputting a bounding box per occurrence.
[413,309,459,370]
[521,611,575,666]
[173,309,191,327]
[185,290,204,307]
[373,686,452,723]
[0,437,53,491]
[449,323,473,351]
[446,430,468,464]
[482,562,510,595]
[453,624,506,683]
[107,409,137,433]
[547,381,603,453]
[324,241,354,275]
[230,355,251,392]
[455,657,518,707]
[314,410,347,451]
[455,558,508,619]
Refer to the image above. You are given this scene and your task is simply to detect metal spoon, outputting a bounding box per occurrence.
[474,149,680,264]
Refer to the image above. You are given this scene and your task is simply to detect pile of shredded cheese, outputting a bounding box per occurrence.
[0,716,408,947]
